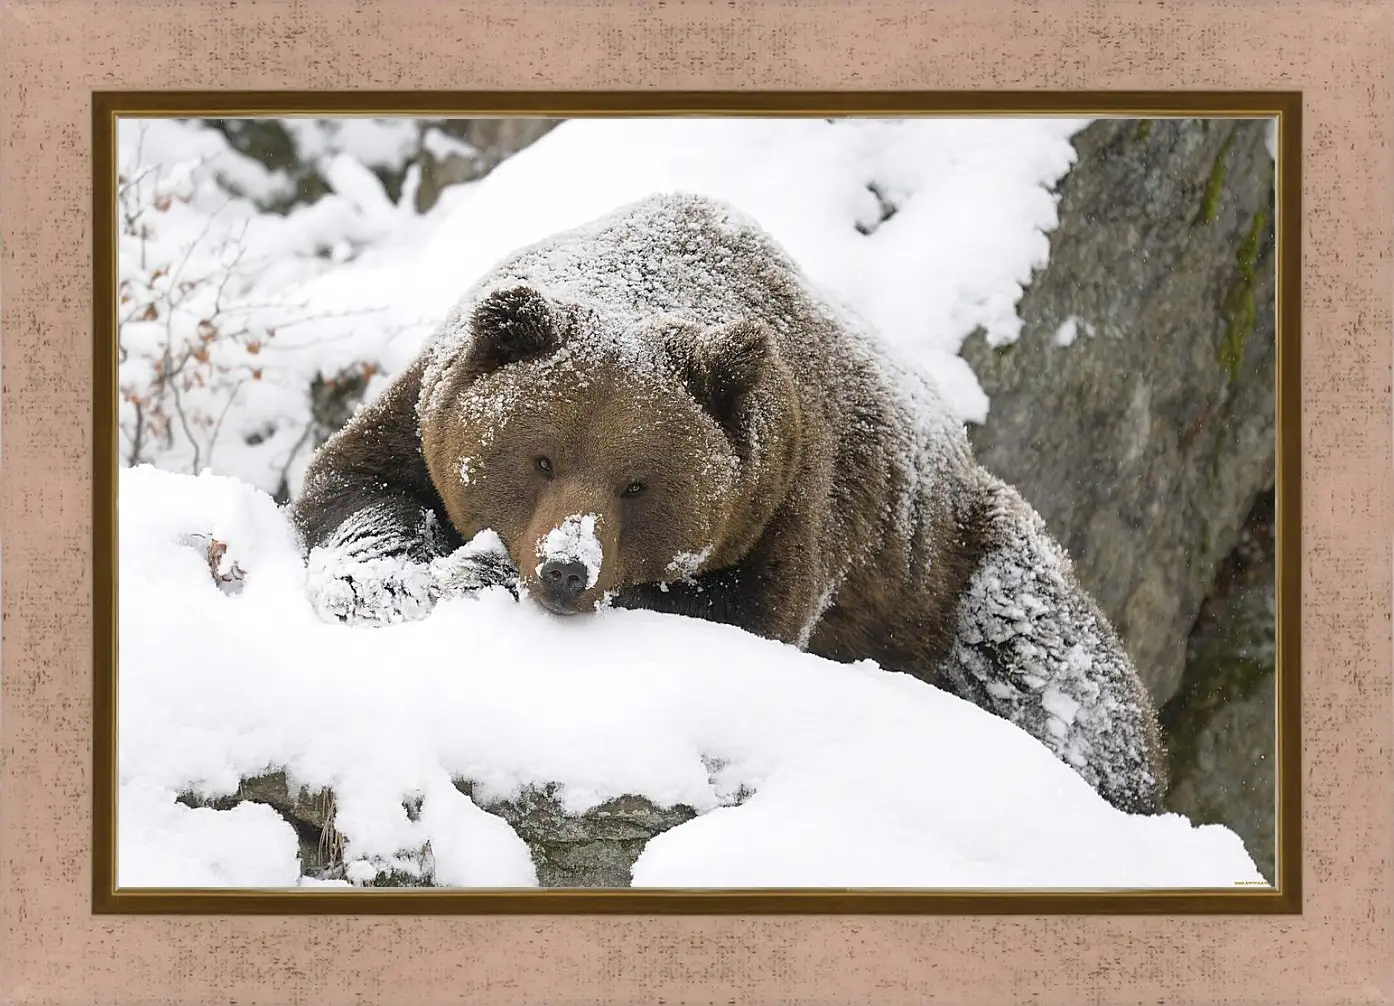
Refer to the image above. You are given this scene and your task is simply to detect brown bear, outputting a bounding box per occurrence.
[291,192,1166,815]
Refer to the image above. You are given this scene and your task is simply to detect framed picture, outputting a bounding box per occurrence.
[3,3,1389,1004]
[94,93,1299,915]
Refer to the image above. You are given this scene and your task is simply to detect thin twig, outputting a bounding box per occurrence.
[274,419,319,498]
[203,379,247,473]
[124,400,147,466]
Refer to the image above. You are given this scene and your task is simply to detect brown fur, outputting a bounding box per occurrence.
[417,302,806,619]
[296,282,977,671]
[294,357,463,563]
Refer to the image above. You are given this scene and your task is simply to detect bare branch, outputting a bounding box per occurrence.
[274,419,318,501]
[204,379,247,473]
[165,370,202,475]
[123,399,147,466]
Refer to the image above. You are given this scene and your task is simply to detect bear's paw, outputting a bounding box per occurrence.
[429,531,520,598]
[304,549,439,627]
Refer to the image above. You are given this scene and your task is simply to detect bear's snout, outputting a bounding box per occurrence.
[528,511,607,615]
[536,559,590,613]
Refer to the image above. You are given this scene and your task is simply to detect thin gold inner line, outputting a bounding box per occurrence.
[95,94,1298,912]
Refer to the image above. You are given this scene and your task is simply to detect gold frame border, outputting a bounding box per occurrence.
[92,90,1302,916]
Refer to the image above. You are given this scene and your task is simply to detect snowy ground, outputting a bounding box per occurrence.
[119,465,1263,889]
[116,115,1267,889]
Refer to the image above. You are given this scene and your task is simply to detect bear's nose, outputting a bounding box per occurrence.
[537,560,588,601]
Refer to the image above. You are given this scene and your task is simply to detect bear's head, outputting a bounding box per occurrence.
[420,284,801,616]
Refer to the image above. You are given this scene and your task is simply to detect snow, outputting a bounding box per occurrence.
[536,513,604,590]
[282,117,420,171]
[665,547,711,583]
[1053,315,1094,347]
[422,126,480,162]
[118,464,1264,889]
[119,118,295,207]
[119,779,303,888]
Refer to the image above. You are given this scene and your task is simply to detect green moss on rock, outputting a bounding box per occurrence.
[1218,207,1269,383]
[1195,128,1237,225]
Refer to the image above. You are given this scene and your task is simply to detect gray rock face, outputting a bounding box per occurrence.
[178,772,346,878]
[960,117,1276,705]
[458,782,697,889]
[1161,492,1277,882]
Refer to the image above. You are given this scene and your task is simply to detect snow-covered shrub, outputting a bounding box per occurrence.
[116,120,411,497]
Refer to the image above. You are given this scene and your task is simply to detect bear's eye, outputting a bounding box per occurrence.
[536,457,553,476]
[622,481,647,497]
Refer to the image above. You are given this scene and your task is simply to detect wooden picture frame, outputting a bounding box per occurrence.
[92,90,1301,917]
[3,3,1389,1003]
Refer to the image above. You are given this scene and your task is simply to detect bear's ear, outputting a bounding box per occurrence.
[669,320,773,436]
[463,285,560,375]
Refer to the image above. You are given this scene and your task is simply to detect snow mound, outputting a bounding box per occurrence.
[118,465,1264,889]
